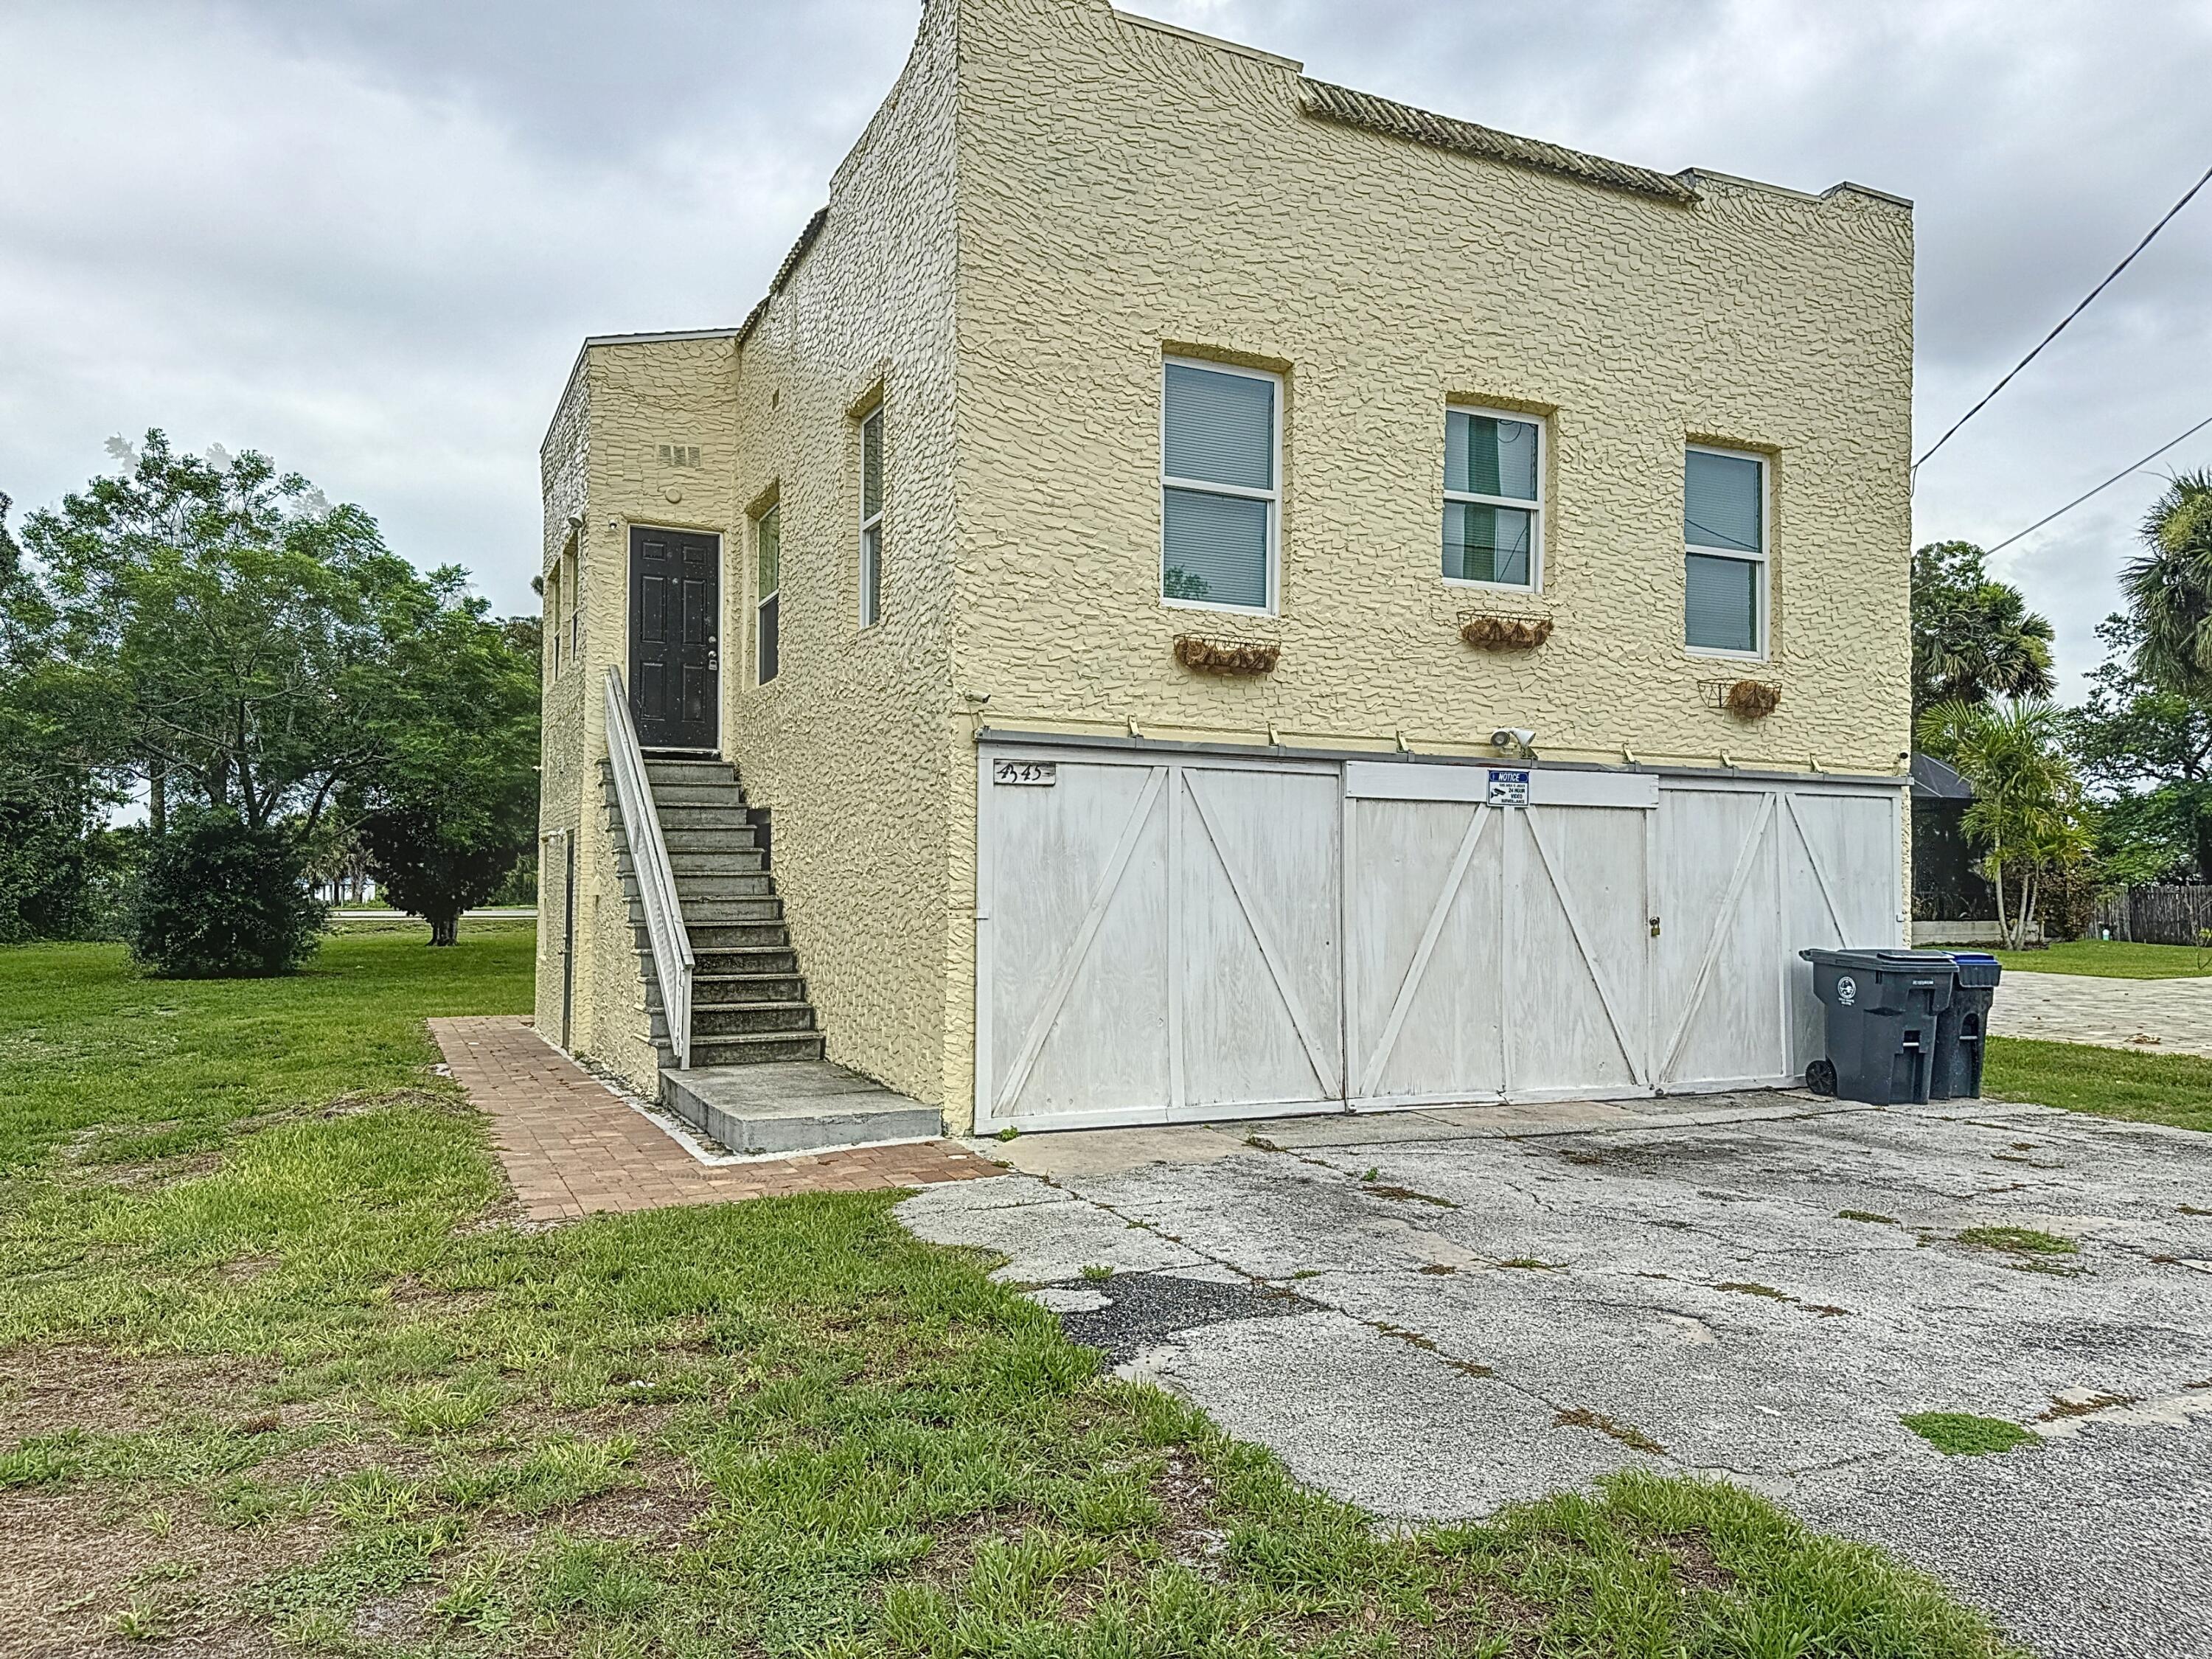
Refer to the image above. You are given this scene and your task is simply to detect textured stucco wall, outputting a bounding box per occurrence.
[535,365,591,1055]
[538,0,1915,1133]
[948,0,1915,777]
[535,0,967,1113]
[535,333,750,1097]
[717,0,967,1112]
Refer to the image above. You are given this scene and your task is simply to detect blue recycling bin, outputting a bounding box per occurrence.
[1930,953,2001,1100]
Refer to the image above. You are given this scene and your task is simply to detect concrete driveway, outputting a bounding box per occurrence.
[1991,969,2212,1059]
[900,1091,2212,1659]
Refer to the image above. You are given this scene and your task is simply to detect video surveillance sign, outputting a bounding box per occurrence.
[1486,768,1531,807]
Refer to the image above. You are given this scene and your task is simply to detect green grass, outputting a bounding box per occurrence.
[0,925,535,1170]
[1900,1413,2037,1457]
[1955,1225,2078,1256]
[1992,939,2212,979]
[0,932,2018,1658]
[1987,1036,2212,1133]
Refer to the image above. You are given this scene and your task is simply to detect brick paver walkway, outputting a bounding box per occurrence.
[1989,970,2212,1060]
[429,1016,996,1221]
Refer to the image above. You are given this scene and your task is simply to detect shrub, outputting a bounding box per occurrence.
[127,810,326,977]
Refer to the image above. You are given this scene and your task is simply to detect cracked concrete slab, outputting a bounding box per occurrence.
[898,1091,2212,1659]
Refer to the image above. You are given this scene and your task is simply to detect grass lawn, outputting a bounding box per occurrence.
[1986,1035,2212,1133]
[0,931,2015,1658]
[1991,939,2211,979]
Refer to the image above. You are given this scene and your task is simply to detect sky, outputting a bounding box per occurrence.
[2,0,2208,698]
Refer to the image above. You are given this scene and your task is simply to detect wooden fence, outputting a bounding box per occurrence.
[2093,885,2212,946]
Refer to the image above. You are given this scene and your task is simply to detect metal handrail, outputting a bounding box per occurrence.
[604,667,695,1069]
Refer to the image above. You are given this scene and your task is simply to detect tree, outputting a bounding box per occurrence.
[21,431,439,836]
[128,807,326,976]
[0,490,123,939]
[1918,698,2090,948]
[348,599,541,945]
[1910,541,2056,714]
[2069,611,2212,883]
[2121,470,2212,698]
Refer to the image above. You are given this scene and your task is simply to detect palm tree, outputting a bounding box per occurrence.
[2123,470,2212,698]
[1910,541,2056,713]
[1916,698,2090,947]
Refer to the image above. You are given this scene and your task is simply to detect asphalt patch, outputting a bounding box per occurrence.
[1052,1271,1315,1362]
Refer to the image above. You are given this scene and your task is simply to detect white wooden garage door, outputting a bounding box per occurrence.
[976,754,1342,1133]
[975,749,1902,1133]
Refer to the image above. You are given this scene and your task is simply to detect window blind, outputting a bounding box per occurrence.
[1685,450,1761,552]
[1164,365,1274,491]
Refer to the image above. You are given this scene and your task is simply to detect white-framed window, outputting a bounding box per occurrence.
[1683,444,1769,658]
[858,406,884,627]
[754,501,780,685]
[1161,357,1279,613]
[564,550,580,665]
[546,566,561,678]
[1443,406,1543,588]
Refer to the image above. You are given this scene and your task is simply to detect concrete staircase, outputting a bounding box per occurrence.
[599,756,940,1155]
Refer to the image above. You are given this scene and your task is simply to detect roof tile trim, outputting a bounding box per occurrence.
[734,206,830,348]
[1299,79,1697,204]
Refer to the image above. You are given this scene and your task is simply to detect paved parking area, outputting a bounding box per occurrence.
[1991,969,2212,1058]
[902,1092,2212,1659]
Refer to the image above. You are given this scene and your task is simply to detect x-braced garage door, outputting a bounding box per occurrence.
[974,746,1902,1134]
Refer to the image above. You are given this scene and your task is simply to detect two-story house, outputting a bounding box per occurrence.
[537,0,1914,1151]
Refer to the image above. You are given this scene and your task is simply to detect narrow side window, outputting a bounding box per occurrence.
[546,566,562,677]
[564,551,580,666]
[756,503,781,685]
[1684,446,1767,656]
[859,408,884,627]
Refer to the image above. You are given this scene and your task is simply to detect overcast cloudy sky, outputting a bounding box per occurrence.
[4,0,2208,695]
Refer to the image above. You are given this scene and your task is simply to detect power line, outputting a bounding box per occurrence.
[1983,411,2212,554]
[1915,157,2212,475]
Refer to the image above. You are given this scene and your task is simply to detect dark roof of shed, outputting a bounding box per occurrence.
[1911,752,1975,801]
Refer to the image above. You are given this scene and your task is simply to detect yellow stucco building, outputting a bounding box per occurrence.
[538,0,1915,1150]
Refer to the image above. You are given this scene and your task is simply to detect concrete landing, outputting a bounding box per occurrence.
[660,1060,943,1155]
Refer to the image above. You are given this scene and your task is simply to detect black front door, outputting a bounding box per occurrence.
[628,526,719,750]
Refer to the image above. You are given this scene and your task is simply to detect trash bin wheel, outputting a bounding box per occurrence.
[1805,1058,1837,1097]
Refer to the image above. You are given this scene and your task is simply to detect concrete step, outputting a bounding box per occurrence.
[692,945,800,975]
[616,847,765,877]
[692,972,807,1005]
[659,1060,941,1155]
[691,1001,816,1037]
[688,923,793,952]
[650,1001,815,1040]
[643,756,738,782]
[646,783,748,809]
[686,1032,827,1068]
[619,871,776,902]
[615,863,770,902]
[661,826,759,855]
[655,803,754,831]
[629,908,784,951]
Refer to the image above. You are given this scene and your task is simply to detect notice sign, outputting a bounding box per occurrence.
[1487,768,1531,807]
[992,759,1057,787]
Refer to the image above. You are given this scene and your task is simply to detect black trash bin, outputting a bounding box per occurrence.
[1801,947,1958,1105]
[1930,952,2001,1100]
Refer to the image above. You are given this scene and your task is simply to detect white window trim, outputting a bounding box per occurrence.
[564,552,580,666]
[754,503,779,687]
[1442,404,1545,594]
[1683,442,1771,663]
[858,407,884,629]
[1159,355,1281,616]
